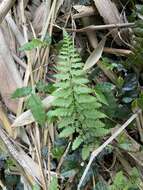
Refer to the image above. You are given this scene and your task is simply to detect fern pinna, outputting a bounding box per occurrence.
[48,32,108,160]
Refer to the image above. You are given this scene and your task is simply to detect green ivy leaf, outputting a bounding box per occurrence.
[19,39,48,51]
[72,136,83,150]
[11,87,32,98]
[27,94,46,126]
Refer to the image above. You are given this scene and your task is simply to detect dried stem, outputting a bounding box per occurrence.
[78,109,141,190]
[56,142,71,174]
[66,22,135,33]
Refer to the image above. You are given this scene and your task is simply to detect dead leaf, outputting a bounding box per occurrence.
[33,2,47,35]
[73,5,96,19]
[0,126,41,185]
[83,37,106,71]
[0,105,14,137]
[55,0,65,18]
[12,95,55,127]
[0,27,23,113]
[93,0,128,45]
[0,126,58,186]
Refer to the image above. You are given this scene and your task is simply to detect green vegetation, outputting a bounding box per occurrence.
[48,32,108,160]
[2,1,143,190]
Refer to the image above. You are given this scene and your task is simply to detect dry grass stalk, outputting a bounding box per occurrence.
[78,109,141,190]
[66,22,135,32]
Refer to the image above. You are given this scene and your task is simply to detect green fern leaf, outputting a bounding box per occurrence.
[55,73,70,80]
[53,89,72,98]
[54,81,71,88]
[53,97,73,107]
[48,108,73,117]
[84,119,106,132]
[71,62,83,68]
[83,110,107,119]
[72,78,89,85]
[82,145,91,160]
[72,136,83,150]
[75,95,96,103]
[95,128,109,137]
[74,86,93,94]
[56,65,69,72]
[71,70,84,76]
[81,102,102,109]
[59,127,75,138]
[58,117,74,128]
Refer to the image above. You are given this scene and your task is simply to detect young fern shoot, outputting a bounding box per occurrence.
[48,32,108,160]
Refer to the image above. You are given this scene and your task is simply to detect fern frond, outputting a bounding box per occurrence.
[48,31,108,159]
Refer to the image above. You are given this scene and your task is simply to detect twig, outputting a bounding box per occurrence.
[11,52,27,69]
[77,109,141,190]
[30,127,47,190]
[20,0,28,42]
[0,0,16,24]
[66,22,135,33]
[48,134,51,187]
[103,47,132,56]
[56,142,71,174]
